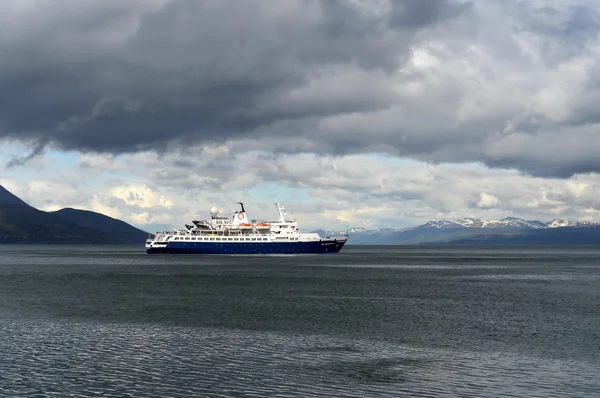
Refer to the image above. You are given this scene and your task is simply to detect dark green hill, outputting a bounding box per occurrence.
[0,185,30,206]
[0,184,149,244]
[0,204,112,243]
[52,208,149,243]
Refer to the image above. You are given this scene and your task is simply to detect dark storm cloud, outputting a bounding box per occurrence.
[2,0,600,179]
[511,2,600,66]
[0,0,469,152]
[5,139,48,168]
[389,0,472,28]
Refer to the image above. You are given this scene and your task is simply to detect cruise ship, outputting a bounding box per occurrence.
[145,201,348,254]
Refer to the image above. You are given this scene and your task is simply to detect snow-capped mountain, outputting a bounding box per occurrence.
[420,217,597,230]
[545,219,598,228]
[314,217,600,245]
[319,217,599,235]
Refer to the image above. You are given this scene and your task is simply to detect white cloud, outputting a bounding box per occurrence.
[79,153,122,173]
[110,184,174,209]
[128,211,173,226]
[55,149,600,230]
[477,192,500,208]
[4,149,600,231]
[89,194,121,220]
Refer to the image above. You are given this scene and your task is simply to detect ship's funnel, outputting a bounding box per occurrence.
[233,211,247,225]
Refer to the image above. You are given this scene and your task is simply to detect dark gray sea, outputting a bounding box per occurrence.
[0,245,598,397]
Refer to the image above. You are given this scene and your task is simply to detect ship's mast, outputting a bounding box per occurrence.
[274,199,287,223]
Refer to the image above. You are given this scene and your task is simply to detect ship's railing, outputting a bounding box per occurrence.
[191,230,272,236]
[154,220,302,239]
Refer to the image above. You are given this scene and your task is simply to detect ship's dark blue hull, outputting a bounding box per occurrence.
[146,239,346,254]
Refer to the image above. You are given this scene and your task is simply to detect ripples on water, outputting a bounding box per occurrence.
[1,321,598,398]
[0,245,599,397]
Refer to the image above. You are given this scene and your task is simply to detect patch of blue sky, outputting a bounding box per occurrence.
[0,148,76,171]
[247,182,313,204]
[46,150,79,166]
[1,160,50,182]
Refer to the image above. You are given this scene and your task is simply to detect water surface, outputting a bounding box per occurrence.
[0,245,598,397]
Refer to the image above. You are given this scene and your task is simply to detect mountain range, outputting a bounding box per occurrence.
[314,216,600,245]
[2,183,599,245]
[0,185,149,244]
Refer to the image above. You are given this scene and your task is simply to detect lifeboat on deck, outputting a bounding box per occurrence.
[255,223,271,230]
[239,223,253,230]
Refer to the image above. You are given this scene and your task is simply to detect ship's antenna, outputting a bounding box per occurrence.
[274,197,286,223]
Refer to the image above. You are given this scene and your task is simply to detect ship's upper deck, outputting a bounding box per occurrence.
[153,200,308,239]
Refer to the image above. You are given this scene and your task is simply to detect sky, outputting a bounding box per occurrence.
[2,0,600,232]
